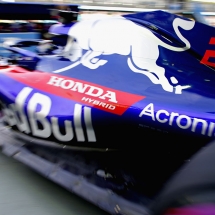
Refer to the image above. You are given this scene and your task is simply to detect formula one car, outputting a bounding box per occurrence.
[0,10,215,215]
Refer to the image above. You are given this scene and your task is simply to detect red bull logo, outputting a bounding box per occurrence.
[2,87,96,142]
[53,16,195,94]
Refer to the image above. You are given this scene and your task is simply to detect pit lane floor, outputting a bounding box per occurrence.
[0,151,109,215]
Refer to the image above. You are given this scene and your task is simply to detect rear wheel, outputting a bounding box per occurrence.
[151,139,215,215]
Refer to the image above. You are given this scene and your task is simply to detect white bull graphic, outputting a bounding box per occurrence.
[53,16,195,94]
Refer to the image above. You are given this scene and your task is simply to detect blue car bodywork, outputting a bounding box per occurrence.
[0,10,215,215]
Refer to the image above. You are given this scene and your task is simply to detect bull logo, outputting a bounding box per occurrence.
[53,16,195,94]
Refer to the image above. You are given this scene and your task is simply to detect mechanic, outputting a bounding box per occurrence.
[37,6,79,55]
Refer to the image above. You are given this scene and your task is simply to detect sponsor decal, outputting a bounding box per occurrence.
[6,70,145,115]
[54,16,194,94]
[2,87,96,142]
[139,103,215,137]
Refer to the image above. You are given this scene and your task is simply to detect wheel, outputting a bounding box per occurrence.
[151,139,215,215]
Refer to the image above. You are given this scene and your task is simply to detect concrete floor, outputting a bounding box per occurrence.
[0,152,109,215]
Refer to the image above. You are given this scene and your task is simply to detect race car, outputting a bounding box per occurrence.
[0,10,215,215]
